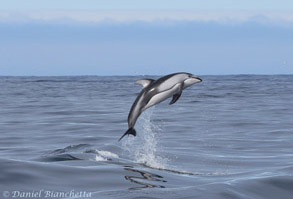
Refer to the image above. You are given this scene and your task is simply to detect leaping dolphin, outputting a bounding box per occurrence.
[119,72,202,141]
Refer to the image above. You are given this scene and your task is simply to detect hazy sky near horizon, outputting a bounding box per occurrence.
[1,0,293,10]
[0,0,293,75]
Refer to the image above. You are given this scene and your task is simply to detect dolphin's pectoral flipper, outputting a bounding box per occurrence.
[169,83,183,105]
[119,127,137,141]
[169,91,182,105]
[136,79,154,88]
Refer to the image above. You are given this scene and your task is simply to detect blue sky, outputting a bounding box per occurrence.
[0,0,293,75]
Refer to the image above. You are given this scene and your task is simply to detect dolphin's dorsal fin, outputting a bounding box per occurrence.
[135,79,154,88]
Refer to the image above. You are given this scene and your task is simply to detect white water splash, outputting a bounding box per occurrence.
[94,155,107,161]
[121,108,168,169]
[93,150,119,161]
[96,150,119,159]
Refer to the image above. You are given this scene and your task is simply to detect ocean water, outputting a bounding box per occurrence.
[0,75,293,199]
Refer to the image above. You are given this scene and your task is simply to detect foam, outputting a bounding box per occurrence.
[92,150,119,161]
[96,150,119,159]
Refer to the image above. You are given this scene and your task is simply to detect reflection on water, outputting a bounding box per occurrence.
[124,166,166,190]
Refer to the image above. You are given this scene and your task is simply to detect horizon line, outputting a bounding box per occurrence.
[1,73,293,77]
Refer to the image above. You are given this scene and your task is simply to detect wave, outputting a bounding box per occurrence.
[39,144,121,162]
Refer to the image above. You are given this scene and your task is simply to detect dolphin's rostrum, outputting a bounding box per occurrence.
[119,72,202,141]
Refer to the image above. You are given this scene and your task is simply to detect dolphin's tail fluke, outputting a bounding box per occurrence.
[118,127,136,141]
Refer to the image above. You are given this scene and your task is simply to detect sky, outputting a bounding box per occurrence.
[0,0,293,75]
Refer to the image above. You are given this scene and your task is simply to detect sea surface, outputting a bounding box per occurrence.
[0,75,292,199]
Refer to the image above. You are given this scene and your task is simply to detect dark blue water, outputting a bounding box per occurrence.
[0,75,293,199]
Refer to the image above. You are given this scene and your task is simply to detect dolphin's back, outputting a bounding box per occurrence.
[151,73,188,92]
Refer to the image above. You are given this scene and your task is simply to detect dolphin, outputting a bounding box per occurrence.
[119,72,202,141]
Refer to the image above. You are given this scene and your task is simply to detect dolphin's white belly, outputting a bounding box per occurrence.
[143,83,181,111]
